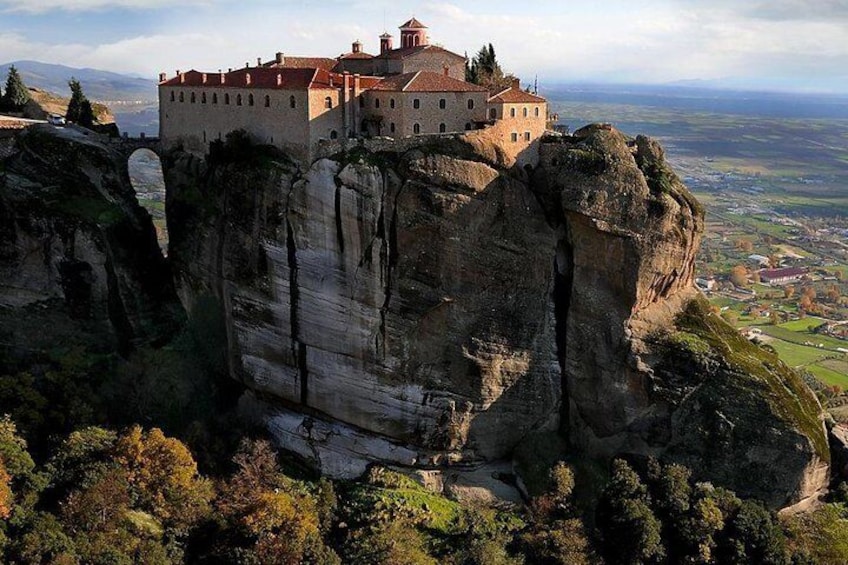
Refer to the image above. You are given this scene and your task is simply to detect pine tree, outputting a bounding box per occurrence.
[79,100,96,128]
[2,65,30,110]
[66,78,87,124]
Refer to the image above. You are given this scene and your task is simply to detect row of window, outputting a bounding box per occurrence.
[365,97,476,111]
[510,132,533,142]
[490,107,542,119]
[169,90,303,109]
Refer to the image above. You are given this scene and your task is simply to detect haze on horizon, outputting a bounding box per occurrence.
[1,0,847,94]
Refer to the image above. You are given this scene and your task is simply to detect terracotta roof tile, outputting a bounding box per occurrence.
[400,17,427,29]
[160,68,335,90]
[263,57,337,71]
[376,44,464,61]
[339,52,375,60]
[370,71,488,93]
[489,87,547,104]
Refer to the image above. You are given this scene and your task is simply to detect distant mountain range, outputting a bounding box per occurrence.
[0,60,157,103]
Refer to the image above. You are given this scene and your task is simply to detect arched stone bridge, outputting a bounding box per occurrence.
[110,135,162,161]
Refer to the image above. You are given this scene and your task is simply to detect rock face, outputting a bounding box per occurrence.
[159,127,827,508]
[166,140,561,475]
[0,125,182,352]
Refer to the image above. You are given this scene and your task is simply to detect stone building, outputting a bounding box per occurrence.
[159,17,548,165]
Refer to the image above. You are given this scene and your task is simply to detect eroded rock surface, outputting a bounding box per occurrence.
[163,127,828,508]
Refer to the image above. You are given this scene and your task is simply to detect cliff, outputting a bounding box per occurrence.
[0,124,828,509]
[164,128,828,508]
[0,125,182,355]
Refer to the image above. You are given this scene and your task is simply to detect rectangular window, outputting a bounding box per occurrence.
[413,99,420,109]
[511,132,518,142]
[524,132,531,141]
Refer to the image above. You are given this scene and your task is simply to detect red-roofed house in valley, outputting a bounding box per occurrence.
[158,17,549,164]
[759,267,809,285]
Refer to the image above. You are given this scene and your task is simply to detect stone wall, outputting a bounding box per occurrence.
[362,90,488,137]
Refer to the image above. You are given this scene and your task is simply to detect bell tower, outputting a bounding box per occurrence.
[399,17,428,48]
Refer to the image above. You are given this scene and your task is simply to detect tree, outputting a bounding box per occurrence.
[730,265,749,288]
[66,78,93,125]
[1,65,30,110]
[596,459,665,564]
[784,285,795,299]
[465,43,514,94]
[736,238,754,252]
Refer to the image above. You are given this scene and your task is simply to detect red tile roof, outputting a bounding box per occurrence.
[160,68,338,90]
[262,57,337,71]
[400,17,427,29]
[376,44,465,61]
[489,87,547,104]
[370,71,488,93]
[339,51,375,60]
[759,267,808,279]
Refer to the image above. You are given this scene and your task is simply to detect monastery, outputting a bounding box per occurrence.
[158,18,548,165]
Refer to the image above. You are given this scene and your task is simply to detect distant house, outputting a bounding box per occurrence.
[747,254,770,267]
[695,277,717,291]
[759,267,808,285]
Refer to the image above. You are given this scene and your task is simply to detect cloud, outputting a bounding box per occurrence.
[0,0,213,14]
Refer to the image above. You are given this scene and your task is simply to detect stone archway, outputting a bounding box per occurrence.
[127,148,168,252]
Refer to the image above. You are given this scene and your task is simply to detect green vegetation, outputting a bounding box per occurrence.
[1,65,30,111]
[465,43,514,94]
[675,297,829,460]
[66,78,95,128]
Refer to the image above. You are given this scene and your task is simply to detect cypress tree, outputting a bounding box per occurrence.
[78,100,96,128]
[2,65,30,110]
[66,78,87,123]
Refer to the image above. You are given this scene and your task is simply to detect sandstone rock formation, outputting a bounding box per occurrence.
[0,125,182,352]
[165,127,828,508]
[0,123,827,509]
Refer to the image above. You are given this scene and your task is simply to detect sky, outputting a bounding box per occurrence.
[1,0,848,93]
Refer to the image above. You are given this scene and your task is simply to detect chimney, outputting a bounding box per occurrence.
[179,72,185,84]
[245,62,249,68]
[380,33,393,54]
[512,78,520,89]
[276,52,284,64]
[443,65,449,76]
[352,40,362,54]
[257,57,262,67]
[158,72,167,82]
[202,73,207,84]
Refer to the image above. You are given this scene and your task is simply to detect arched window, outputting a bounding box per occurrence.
[510,107,516,118]
[390,98,395,109]
[375,98,380,109]
[179,92,184,102]
[265,95,271,107]
[535,107,540,117]
[330,130,338,140]
[439,98,446,109]
[201,92,207,104]
[236,94,242,106]
[465,123,472,130]
[413,99,420,109]
[467,99,474,110]
[190,92,196,103]
[225,93,230,105]
[325,96,332,109]
[248,94,254,106]
[414,35,420,46]
[439,123,446,133]
[390,122,396,133]
[170,91,175,102]
[212,93,218,104]
[523,107,528,117]
[290,95,296,109]
[489,108,497,119]
[413,123,421,134]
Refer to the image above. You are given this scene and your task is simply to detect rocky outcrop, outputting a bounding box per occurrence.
[534,125,828,508]
[166,139,561,475]
[165,127,828,508]
[0,125,182,352]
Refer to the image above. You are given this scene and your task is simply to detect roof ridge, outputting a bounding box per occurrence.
[403,71,422,92]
